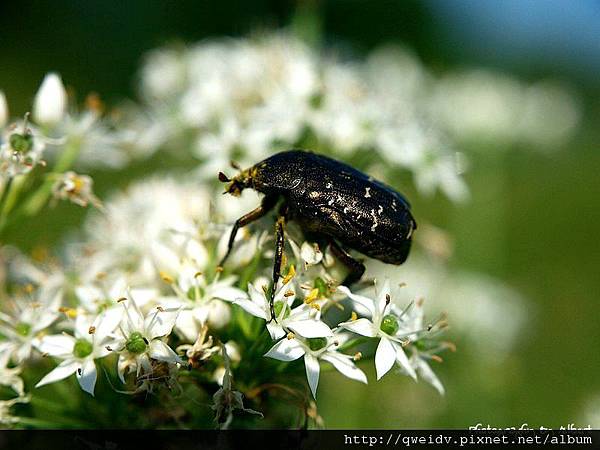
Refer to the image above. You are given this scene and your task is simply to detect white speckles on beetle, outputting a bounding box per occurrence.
[364,187,371,198]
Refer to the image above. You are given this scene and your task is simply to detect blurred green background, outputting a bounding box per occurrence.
[1,0,599,428]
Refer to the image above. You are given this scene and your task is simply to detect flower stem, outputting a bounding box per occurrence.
[19,138,81,217]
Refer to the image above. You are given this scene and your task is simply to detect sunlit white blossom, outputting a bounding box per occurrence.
[339,280,418,380]
[265,332,367,398]
[109,292,182,383]
[0,286,62,364]
[35,308,122,395]
[234,276,332,340]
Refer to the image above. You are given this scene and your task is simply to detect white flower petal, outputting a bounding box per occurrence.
[35,359,79,388]
[75,285,102,309]
[212,286,246,303]
[185,239,209,268]
[148,339,180,363]
[248,282,271,311]
[300,242,323,265]
[74,313,93,338]
[340,318,377,337]
[304,354,320,398]
[264,338,305,362]
[375,336,396,380]
[174,309,200,342]
[206,300,231,329]
[393,342,417,380]
[266,322,286,340]
[234,297,267,320]
[337,286,376,315]
[321,353,368,384]
[33,73,67,125]
[144,307,179,340]
[94,307,123,340]
[36,334,75,358]
[76,358,97,395]
[286,319,333,338]
[414,356,445,395]
[117,354,128,383]
[376,279,392,321]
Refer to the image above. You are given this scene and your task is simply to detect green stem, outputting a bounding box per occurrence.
[0,177,13,213]
[19,138,81,217]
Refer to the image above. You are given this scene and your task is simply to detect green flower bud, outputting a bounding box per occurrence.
[73,338,93,358]
[380,314,400,336]
[9,133,34,153]
[15,322,31,337]
[125,331,148,354]
[307,337,328,351]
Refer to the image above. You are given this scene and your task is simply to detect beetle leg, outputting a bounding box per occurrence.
[219,194,278,267]
[329,240,366,286]
[269,215,286,323]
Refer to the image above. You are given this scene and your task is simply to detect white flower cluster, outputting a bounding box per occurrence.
[125,35,469,201]
[0,74,103,214]
[0,177,448,415]
[85,34,578,203]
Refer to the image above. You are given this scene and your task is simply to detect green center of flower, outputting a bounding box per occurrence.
[307,337,328,351]
[15,322,31,337]
[9,133,34,153]
[125,331,148,354]
[73,338,93,358]
[273,300,290,319]
[380,314,400,336]
[313,277,328,297]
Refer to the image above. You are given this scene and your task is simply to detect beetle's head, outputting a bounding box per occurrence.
[218,169,252,197]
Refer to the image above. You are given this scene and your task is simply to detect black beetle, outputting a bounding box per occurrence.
[218,149,416,320]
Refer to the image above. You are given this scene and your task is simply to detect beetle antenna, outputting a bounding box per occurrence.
[230,160,241,170]
[218,172,231,183]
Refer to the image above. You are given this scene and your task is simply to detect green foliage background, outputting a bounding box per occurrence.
[1,0,599,428]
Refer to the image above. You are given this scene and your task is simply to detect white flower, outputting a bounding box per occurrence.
[152,235,242,339]
[33,73,67,126]
[1,121,47,178]
[52,171,101,208]
[82,177,212,282]
[74,276,157,314]
[234,276,332,340]
[0,286,62,364]
[265,333,367,398]
[338,280,417,380]
[110,292,182,383]
[0,343,24,396]
[35,308,122,395]
[0,91,8,128]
